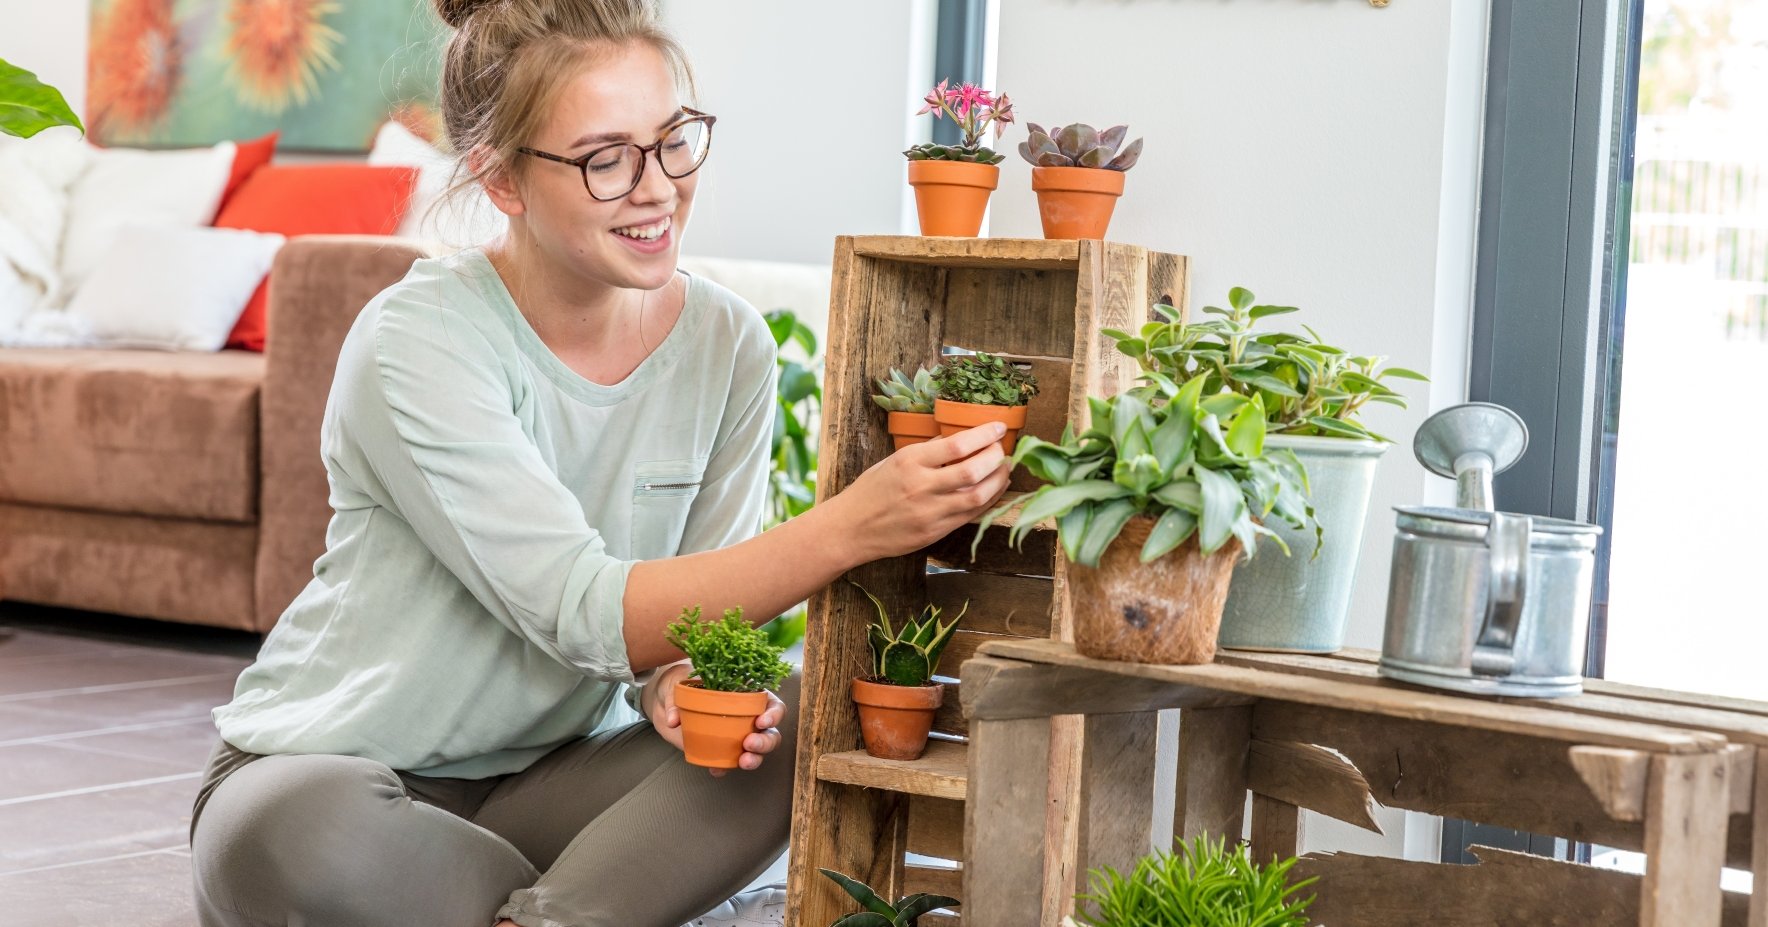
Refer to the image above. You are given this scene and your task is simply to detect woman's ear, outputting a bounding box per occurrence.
[471,145,526,217]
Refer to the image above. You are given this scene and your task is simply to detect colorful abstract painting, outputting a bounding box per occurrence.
[88,0,447,152]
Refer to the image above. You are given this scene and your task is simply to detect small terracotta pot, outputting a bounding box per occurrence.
[887,411,940,450]
[673,681,768,769]
[908,160,999,237]
[852,677,944,760]
[1069,516,1241,665]
[933,399,1028,456]
[1032,166,1126,240]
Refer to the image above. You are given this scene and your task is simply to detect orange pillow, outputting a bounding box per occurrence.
[217,132,278,216]
[215,164,418,351]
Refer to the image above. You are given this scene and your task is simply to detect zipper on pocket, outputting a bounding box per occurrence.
[642,480,700,493]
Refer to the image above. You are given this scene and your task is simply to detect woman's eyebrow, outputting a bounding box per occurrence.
[567,111,688,149]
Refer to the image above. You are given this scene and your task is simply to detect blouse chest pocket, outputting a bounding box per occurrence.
[631,457,707,559]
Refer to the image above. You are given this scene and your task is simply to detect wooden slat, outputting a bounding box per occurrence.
[1641,751,1730,926]
[982,638,1728,752]
[1249,794,1302,862]
[907,795,966,860]
[940,630,1012,681]
[1296,845,1750,926]
[965,716,1053,927]
[943,266,1079,357]
[1751,747,1768,927]
[902,863,963,900]
[1174,705,1252,842]
[926,523,1054,577]
[816,741,969,801]
[1571,746,1653,822]
[925,571,1052,638]
[1145,252,1190,321]
[960,655,1254,722]
[850,235,1081,269]
[1248,739,1383,835]
[1077,712,1160,891]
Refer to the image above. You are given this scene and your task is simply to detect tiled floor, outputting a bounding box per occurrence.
[0,604,259,926]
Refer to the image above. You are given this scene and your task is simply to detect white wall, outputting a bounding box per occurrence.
[1,0,89,117]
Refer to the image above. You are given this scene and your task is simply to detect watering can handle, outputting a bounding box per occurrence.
[1472,511,1531,677]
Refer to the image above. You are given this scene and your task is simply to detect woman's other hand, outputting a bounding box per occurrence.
[644,662,787,777]
[826,423,1012,564]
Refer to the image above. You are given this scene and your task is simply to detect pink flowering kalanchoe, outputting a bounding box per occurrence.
[904,79,1013,165]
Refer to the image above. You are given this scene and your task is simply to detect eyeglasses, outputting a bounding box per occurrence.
[517,108,716,201]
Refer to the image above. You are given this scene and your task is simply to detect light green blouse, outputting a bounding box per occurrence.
[212,249,778,779]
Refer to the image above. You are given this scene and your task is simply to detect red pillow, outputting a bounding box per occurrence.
[216,132,279,216]
[215,164,418,351]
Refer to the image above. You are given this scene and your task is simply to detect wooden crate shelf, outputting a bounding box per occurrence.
[816,741,970,801]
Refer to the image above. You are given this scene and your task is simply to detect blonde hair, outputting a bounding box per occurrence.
[432,0,695,194]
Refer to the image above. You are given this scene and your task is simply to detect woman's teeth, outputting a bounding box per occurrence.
[613,218,670,240]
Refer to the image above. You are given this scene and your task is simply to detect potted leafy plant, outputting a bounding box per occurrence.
[906,80,1014,237]
[819,868,959,926]
[872,364,942,450]
[852,585,965,761]
[979,376,1313,664]
[1109,287,1426,654]
[1064,835,1316,927]
[931,353,1039,456]
[1019,122,1143,241]
[663,605,793,769]
[0,58,83,138]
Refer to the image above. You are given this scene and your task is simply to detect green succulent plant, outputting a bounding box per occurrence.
[820,868,959,927]
[903,142,1006,165]
[1019,122,1143,171]
[856,585,966,687]
[871,365,942,414]
[1107,287,1427,443]
[932,353,1039,407]
[663,606,793,694]
[978,376,1316,568]
[1069,835,1316,927]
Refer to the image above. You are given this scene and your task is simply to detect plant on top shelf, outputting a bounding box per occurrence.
[664,606,792,769]
[931,352,1039,456]
[1064,835,1315,927]
[904,79,1015,237]
[850,584,967,761]
[0,58,83,138]
[1019,122,1145,241]
[1107,287,1427,655]
[872,364,942,450]
[819,868,959,927]
[978,376,1313,665]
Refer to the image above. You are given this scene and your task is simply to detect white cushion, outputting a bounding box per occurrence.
[57,141,235,304]
[0,128,93,321]
[368,120,506,248]
[63,224,285,351]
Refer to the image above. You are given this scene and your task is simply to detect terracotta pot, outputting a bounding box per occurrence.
[852,677,944,760]
[907,160,999,237]
[933,399,1028,456]
[1032,166,1125,240]
[887,411,940,450]
[1069,516,1241,665]
[673,681,768,769]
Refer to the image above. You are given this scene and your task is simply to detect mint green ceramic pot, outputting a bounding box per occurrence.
[1217,435,1387,653]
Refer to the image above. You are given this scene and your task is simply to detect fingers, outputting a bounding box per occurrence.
[663,705,680,730]
[743,727,782,756]
[920,423,1007,466]
[755,693,786,731]
[929,441,1008,493]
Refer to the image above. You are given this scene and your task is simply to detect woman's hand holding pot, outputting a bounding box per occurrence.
[828,423,1012,564]
[645,662,786,777]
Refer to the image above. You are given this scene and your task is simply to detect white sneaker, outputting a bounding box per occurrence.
[682,883,788,927]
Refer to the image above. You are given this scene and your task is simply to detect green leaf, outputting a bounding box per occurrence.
[1194,465,1247,555]
[1100,327,1136,342]
[779,363,818,404]
[1074,498,1138,568]
[1306,415,1371,439]
[1010,481,1133,550]
[1381,365,1430,381]
[819,870,898,918]
[1248,304,1300,319]
[1113,453,1164,496]
[1150,479,1203,513]
[1238,373,1301,399]
[1149,402,1195,473]
[1228,287,1255,311]
[1200,393,1250,419]
[1224,394,1267,458]
[893,893,961,924]
[1140,508,1197,562]
[0,58,84,138]
[832,915,894,927]
[1114,337,1147,357]
[1058,501,1094,563]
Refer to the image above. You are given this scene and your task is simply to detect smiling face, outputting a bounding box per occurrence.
[489,40,698,293]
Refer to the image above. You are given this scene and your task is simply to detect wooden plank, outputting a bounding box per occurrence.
[816,741,969,801]
[1044,714,1085,924]
[1641,751,1730,927]
[941,630,1014,681]
[903,863,963,901]
[959,655,1254,722]
[926,523,1055,577]
[1571,746,1653,823]
[1077,712,1160,891]
[1174,705,1252,842]
[1249,794,1302,862]
[1145,252,1190,322]
[925,571,1053,638]
[943,267,1079,357]
[907,796,966,861]
[965,716,1053,927]
[932,682,966,736]
[982,638,1728,752]
[1751,747,1768,927]
[850,235,1081,269]
[1296,845,1751,926]
[1248,739,1383,835]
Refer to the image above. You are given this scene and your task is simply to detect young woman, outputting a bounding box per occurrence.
[187,1,1010,925]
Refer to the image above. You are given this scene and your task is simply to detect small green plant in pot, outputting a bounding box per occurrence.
[1064,835,1315,927]
[819,868,958,926]
[1108,287,1426,654]
[905,80,1014,237]
[931,353,1039,457]
[980,376,1313,664]
[873,364,942,450]
[1019,122,1143,240]
[664,606,792,769]
[852,585,965,761]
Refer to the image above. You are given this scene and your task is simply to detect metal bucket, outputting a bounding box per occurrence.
[1377,403,1603,698]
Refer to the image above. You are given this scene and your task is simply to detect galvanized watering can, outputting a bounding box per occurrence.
[1378,403,1602,698]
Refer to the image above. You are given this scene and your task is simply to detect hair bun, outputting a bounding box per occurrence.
[434,0,496,29]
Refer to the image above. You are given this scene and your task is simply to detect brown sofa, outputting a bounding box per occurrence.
[0,236,430,634]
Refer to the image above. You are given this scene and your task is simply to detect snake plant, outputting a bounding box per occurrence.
[820,868,959,927]
[858,586,966,687]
